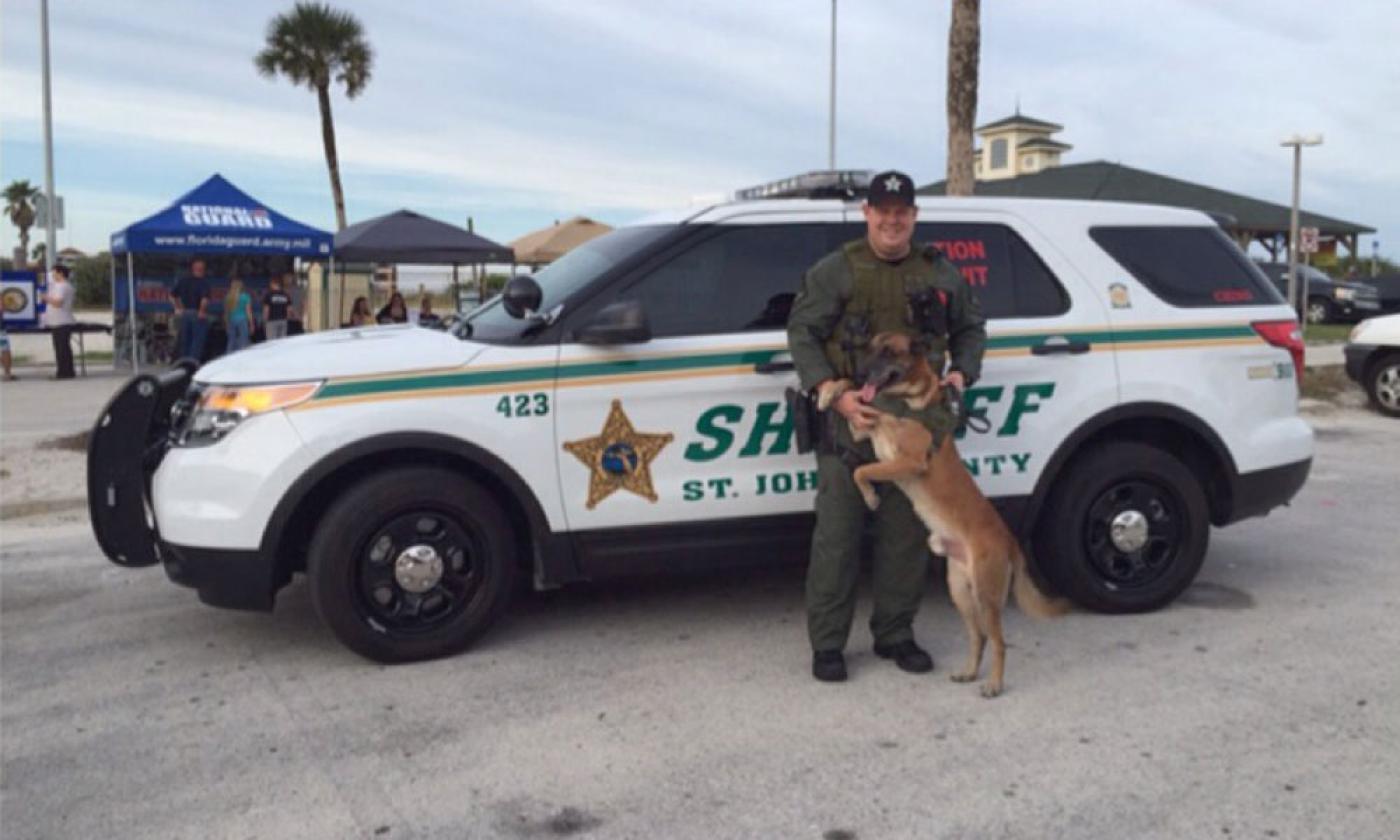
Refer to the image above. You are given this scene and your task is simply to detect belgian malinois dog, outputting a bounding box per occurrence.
[816,333,1067,697]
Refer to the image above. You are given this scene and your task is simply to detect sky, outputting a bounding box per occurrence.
[2,0,1398,260]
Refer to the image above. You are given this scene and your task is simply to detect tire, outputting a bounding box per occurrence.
[1035,441,1209,613]
[1365,353,1400,418]
[1306,297,1335,325]
[308,467,517,663]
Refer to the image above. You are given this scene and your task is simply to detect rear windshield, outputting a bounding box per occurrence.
[1089,226,1283,307]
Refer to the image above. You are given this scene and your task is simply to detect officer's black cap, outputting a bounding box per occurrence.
[867,170,916,207]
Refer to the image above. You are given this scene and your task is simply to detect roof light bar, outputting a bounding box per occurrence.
[733,169,874,201]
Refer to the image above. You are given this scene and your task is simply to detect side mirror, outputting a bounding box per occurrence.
[577,300,651,345]
[502,275,543,319]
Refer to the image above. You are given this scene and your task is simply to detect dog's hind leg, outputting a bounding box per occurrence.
[947,558,985,685]
[975,560,1013,698]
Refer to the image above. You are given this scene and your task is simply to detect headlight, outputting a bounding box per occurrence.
[1334,287,1357,301]
[176,381,321,447]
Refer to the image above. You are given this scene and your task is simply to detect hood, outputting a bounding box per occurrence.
[196,324,489,384]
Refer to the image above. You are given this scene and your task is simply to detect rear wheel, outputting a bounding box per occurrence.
[309,467,516,662]
[1036,441,1209,613]
[1365,353,1400,417]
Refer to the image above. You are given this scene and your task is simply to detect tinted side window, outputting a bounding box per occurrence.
[1090,226,1282,307]
[620,224,833,338]
[896,222,1068,319]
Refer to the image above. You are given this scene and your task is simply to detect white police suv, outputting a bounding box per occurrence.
[89,182,1313,662]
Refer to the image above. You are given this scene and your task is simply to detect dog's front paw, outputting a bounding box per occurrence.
[950,671,977,684]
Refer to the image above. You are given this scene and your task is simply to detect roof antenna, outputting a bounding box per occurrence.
[1014,94,1021,116]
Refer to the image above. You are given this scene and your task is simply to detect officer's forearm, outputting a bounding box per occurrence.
[947,330,985,383]
[787,330,837,391]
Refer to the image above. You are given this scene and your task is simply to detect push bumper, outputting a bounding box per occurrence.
[1226,457,1311,523]
[86,363,196,568]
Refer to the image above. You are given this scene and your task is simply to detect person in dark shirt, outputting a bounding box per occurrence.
[377,292,409,324]
[263,273,294,340]
[169,258,210,361]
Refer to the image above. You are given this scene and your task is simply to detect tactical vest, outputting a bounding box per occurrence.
[822,239,952,379]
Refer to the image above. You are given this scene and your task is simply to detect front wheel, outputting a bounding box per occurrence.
[1306,297,1335,324]
[309,467,517,662]
[1365,353,1400,417]
[1035,442,1209,613]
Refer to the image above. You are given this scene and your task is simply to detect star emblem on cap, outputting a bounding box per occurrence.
[883,174,903,192]
[563,399,674,509]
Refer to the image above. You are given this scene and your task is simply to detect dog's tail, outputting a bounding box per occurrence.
[1011,546,1071,619]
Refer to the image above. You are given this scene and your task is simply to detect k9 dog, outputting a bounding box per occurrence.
[817,333,1067,697]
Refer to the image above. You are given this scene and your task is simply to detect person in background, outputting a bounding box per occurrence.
[1,325,15,381]
[377,292,409,324]
[348,296,373,327]
[223,276,255,353]
[263,274,293,340]
[416,295,440,327]
[169,257,210,361]
[44,264,78,379]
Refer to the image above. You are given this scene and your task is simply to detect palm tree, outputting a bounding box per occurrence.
[945,0,981,197]
[255,2,372,230]
[4,180,40,268]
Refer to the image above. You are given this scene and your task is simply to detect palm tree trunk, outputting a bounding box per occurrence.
[945,0,981,197]
[317,83,348,231]
[18,225,31,269]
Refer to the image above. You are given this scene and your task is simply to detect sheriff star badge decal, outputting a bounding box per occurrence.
[563,400,674,509]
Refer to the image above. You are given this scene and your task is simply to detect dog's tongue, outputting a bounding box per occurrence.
[858,383,878,403]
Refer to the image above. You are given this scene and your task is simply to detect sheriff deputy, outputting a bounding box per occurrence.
[786,169,987,683]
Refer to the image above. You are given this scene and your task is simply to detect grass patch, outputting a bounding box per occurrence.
[1301,365,1352,401]
[1304,323,1352,344]
[38,431,89,452]
[81,351,114,362]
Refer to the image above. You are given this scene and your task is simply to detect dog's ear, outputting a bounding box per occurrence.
[909,335,931,357]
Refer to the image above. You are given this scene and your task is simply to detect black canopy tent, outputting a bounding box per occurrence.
[333,210,513,319]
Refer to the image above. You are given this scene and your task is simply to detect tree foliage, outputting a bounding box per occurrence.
[255,3,373,231]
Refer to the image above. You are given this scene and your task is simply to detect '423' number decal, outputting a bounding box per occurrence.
[496,392,549,418]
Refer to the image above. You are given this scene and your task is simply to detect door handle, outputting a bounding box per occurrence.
[1031,337,1092,356]
[755,360,796,374]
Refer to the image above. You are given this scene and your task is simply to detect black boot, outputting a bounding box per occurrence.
[812,650,848,682]
[873,639,934,674]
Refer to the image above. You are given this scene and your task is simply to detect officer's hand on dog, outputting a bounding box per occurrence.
[835,389,881,431]
[943,370,966,392]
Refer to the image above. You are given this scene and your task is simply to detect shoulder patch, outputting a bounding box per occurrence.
[920,244,943,262]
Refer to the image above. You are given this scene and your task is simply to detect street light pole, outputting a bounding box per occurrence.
[1280,133,1322,319]
[828,0,837,169]
[39,0,58,279]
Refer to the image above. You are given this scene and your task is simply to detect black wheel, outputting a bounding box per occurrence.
[1365,353,1400,418]
[308,467,516,662]
[1035,442,1209,613]
[1306,296,1335,324]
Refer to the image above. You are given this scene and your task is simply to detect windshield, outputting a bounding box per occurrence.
[459,225,675,342]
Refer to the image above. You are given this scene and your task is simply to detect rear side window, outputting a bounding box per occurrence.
[843,222,1069,319]
[1090,226,1282,307]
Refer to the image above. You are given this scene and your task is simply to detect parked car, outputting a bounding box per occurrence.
[1344,313,1400,417]
[88,185,1313,662]
[1253,261,1382,324]
[1359,271,1400,314]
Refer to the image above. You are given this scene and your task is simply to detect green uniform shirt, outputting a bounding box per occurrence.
[787,238,987,392]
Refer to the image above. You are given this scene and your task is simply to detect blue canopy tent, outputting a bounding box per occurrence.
[109,174,333,370]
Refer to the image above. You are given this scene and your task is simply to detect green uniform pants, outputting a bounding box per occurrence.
[806,450,930,652]
[805,397,956,652]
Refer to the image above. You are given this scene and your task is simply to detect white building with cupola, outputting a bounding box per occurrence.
[973,113,1073,181]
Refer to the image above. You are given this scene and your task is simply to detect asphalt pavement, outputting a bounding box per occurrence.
[2,381,1397,838]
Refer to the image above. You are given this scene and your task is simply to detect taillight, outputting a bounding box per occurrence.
[1252,320,1304,387]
